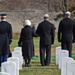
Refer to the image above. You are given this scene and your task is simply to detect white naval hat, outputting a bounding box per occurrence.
[65,11,71,15]
[24,19,31,26]
[44,14,49,18]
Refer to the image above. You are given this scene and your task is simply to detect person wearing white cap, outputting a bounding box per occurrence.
[18,19,34,67]
[65,11,71,18]
[65,11,71,14]
[58,11,75,57]
[44,14,49,18]
[0,13,12,66]
[36,14,55,66]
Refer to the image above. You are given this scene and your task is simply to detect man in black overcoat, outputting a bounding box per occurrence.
[58,11,75,57]
[0,14,12,66]
[36,14,55,66]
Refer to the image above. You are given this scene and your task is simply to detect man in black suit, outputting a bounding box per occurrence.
[36,14,55,66]
[58,11,75,57]
[0,14,12,66]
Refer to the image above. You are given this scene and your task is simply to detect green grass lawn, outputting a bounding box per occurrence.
[10,34,75,75]
[20,60,61,75]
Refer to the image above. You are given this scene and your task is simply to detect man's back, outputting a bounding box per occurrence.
[58,18,75,42]
[59,18,74,33]
[0,21,11,34]
[36,20,54,45]
[0,21,12,55]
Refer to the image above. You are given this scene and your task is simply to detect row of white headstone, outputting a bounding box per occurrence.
[56,46,75,75]
[0,47,23,75]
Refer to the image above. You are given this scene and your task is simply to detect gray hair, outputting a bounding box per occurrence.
[24,19,31,26]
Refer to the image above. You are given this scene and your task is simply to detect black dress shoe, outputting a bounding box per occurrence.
[25,64,28,67]
[41,64,45,66]
[27,64,31,67]
[45,64,49,66]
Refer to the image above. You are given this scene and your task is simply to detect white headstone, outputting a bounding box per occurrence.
[0,72,10,75]
[67,60,75,75]
[1,61,16,75]
[61,57,73,75]
[14,47,22,52]
[13,47,23,65]
[59,50,69,69]
[7,57,19,75]
[12,50,22,57]
[56,46,61,65]
[12,51,23,70]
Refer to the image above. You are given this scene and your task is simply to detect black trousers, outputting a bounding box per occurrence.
[61,41,72,57]
[24,58,31,64]
[40,45,51,66]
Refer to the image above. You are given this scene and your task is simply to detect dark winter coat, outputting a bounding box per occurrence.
[36,20,55,45]
[18,26,34,59]
[0,21,12,55]
[58,18,75,42]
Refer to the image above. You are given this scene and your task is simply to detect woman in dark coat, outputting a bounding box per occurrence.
[18,20,34,67]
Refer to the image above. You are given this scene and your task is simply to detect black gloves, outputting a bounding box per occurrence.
[58,39,62,42]
[72,39,75,43]
[18,42,22,47]
[9,39,12,44]
[51,41,54,45]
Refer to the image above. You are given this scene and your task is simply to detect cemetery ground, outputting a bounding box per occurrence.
[1,34,75,75]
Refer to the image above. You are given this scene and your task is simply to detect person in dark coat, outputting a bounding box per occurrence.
[0,14,12,66]
[36,14,55,66]
[58,11,75,57]
[18,20,34,67]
